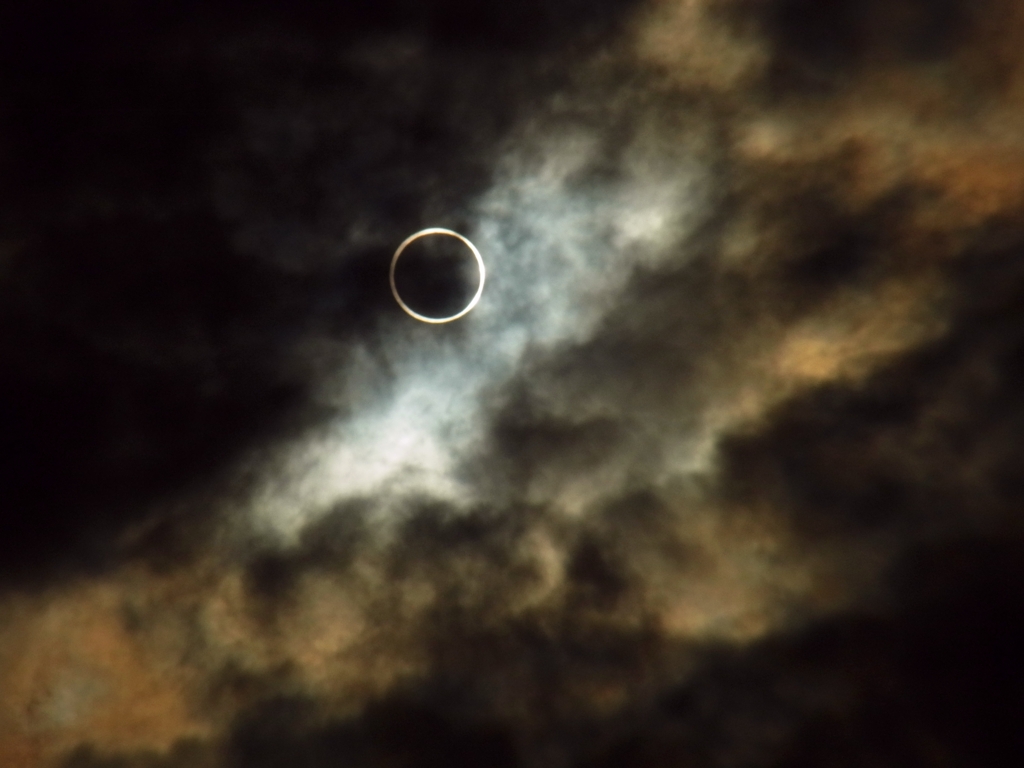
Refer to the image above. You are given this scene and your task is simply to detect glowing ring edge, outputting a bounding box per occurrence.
[389,227,486,324]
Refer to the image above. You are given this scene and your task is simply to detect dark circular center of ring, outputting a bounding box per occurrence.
[392,233,479,319]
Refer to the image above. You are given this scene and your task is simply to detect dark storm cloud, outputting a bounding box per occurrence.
[721,242,1024,541]
[758,0,980,87]
[2,0,1024,767]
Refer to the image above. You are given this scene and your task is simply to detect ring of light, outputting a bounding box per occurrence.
[390,228,486,324]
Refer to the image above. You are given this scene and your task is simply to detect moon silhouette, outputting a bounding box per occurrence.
[389,228,486,324]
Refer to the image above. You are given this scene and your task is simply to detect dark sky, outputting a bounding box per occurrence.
[1,1,1023,767]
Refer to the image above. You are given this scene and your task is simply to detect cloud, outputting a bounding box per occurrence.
[1,1,1023,767]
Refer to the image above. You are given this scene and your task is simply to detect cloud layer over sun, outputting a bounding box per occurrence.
[1,1,1023,767]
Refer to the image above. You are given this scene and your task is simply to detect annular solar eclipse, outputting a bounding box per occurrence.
[390,228,486,324]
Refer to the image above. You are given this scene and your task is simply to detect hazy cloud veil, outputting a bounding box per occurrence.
[1,1,1023,767]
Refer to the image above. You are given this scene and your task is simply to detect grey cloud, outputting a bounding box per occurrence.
[2,1,1023,767]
